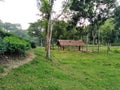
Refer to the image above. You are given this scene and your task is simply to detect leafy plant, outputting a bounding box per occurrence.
[0,66,4,73]
[0,40,7,54]
[30,41,36,48]
[3,36,31,55]
[0,30,13,39]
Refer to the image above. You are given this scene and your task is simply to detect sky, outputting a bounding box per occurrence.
[0,0,63,29]
[0,0,119,29]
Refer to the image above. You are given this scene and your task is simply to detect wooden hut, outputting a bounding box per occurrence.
[57,40,85,51]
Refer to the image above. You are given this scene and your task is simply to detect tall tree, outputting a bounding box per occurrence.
[68,0,116,52]
[52,20,68,41]
[100,18,114,53]
[114,6,120,42]
[28,21,45,46]
[37,0,54,58]
[37,0,68,58]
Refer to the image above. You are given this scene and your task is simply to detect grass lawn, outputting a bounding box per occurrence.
[0,47,120,90]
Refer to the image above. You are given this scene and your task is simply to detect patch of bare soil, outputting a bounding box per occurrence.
[0,52,35,76]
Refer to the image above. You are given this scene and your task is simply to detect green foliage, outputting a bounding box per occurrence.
[69,0,116,26]
[114,6,120,42]
[28,21,44,38]
[52,21,81,43]
[3,22,21,31]
[114,6,120,29]
[11,30,31,40]
[0,30,13,39]
[0,20,31,43]
[40,0,51,15]
[0,30,11,54]
[0,47,120,89]
[28,21,45,46]
[52,21,68,41]
[0,66,4,73]
[0,40,7,54]
[3,36,31,55]
[111,42,120,46]
[0,21,21,31]
[100,18,114,43]
[0,30,32,55]
[112,49,120,53]
[30,41,36,48]
[67,0,116,45]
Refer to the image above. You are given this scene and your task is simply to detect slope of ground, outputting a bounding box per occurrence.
[0,47,120,90]
[0,52,35,76]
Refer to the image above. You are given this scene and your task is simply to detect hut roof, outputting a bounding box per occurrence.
[57,40,84,46]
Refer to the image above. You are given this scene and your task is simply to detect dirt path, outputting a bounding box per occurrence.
[0,52,35,76]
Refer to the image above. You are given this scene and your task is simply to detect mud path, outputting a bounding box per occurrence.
[0,52,35,76]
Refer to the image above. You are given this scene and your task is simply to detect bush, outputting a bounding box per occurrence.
[0,30,13,39]
[0,66,4,73]
[112,49,120,53]
[3,36,31,55]
[30,41,36,48]
[0,41,7,54]
[111,42,120,46]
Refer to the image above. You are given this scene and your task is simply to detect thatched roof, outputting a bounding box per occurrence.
[57,40,84,46]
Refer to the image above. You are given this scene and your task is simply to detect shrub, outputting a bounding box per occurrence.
[0,30,13,39]
[0,39,7,54]
[111,42,120,46]
[0,42,7,54]
[3,36,31,55]
[112,49,120,53]
[0,66,4,73]
[30,41,36,48]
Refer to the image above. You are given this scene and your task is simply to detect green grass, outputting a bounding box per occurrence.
[0,66,4,73]
[0,47,120,90]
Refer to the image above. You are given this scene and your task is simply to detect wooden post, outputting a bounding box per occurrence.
[68,46,70,51]
[79,46,81,51]
[63,46,64,50]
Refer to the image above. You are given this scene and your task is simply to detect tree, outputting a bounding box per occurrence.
[0,20,3,30]
[114,6,120,42]
[3,22,22,31]
[11,30,31,40]
[52,20,68,42]
[37,0,68,58]
[28,21,45,46]
[100,18,114,53]
[67,0,116,52]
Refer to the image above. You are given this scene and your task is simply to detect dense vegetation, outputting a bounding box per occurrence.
[0,20,22,31]
[0,0,120,89]
[3,36,30,55]
[0,30,31,55]
[29,0,120,57]
[0,47,120,90]
[0,20,36,43]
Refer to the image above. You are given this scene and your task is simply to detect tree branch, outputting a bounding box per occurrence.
[52,0,69,24]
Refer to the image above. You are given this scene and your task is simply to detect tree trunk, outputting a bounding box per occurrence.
[86,33,89,52]
[45,0,66,58]
[46,16,54,58]
[45,0,55,58]
[92,31,95,52]
[115,30,119,42]
[79,46,81,51]
[46,39,51,57]
[107,42,110,54]
[97,29,100,53]
[46,19,52,58]
[40,39,43,47]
